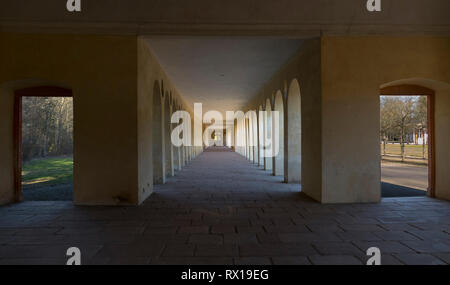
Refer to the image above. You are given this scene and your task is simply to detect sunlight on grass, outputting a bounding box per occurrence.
[22,156,73,188]
[22,177,55,186]
[381,144,428,158]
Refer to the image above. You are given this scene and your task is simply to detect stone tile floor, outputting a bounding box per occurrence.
[0,150,449,265]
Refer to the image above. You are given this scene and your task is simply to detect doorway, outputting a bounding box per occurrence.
[379,85,435,198]
[14,87,73,202]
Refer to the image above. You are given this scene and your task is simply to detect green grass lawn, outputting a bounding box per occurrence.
[381,144,428,159]
[22,156,73,188]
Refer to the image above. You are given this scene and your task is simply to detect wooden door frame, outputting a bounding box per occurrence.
[380,84,436,198]
[13,86,73,202]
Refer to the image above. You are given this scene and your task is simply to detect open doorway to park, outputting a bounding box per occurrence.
[380,85,435,198]
[14,87,73,201]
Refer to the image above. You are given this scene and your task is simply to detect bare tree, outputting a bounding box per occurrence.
[380,96,417,162]
[380,97,391,156]
[22,97,73,162]
[414,96,428,159]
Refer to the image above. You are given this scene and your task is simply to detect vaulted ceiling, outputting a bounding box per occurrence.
[146,37,303,114]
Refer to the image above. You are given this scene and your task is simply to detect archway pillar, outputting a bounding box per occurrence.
[181,146,186,166]
[264,101,273,171]
[177,146,182,170]
[273,91,284,177]
[160,98,167,184]
[169,104,175,177]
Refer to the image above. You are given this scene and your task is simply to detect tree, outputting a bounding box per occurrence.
[380,97,392,155]
[380,96,417,162]
[22,97,73,162]
[414,96,428,159]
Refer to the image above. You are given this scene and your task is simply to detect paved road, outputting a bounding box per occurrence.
[381,161,428,191]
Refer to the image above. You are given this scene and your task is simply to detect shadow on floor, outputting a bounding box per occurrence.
[22,184,73,201]
[381,182,426,198]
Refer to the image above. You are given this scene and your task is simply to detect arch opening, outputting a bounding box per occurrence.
[252,110,259,164]
[264,98,273,171]
[164,92,173,177]
[258,105,264,166]
[286,79,301,184]
[152,81,165,184]
[14,86,74,202]
[379,83,435,198]
[273,91,284,177]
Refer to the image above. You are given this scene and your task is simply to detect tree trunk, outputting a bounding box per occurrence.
[42,117,49,157]
[56,98,65,154]
[42,107,50,158]
[422,130,426,159]
[400,130,405,162]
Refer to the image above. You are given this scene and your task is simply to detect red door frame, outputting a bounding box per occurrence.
[380,84,436,198]
[13,86,73,202]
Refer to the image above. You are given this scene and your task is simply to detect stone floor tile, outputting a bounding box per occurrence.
[272,256,311,265]
[400,240,450,253]
[353,241,415,254]
[236,225,265,234]
[189,234,223,245]
[235,257,272,265]
[279,232,342,243]
[393,253,446,265]
[309,255,363,265]
[224,233,259,244]
[211,225,236,234]
[432,253,450,264]
[0,258,67,265]
[151,257,233,265]
[161,244,196,257]
[338,224,386,232]
[196,244,238,257]
[264,225,311,233]
[373,231,421,241]
[178,226,210,234]
[256,233,282,244]
[306,224,343,233]
[239,243,317,257]
[94,242,164,258]
[336,231,381,242]
[407,230,450,241]
[381,254,404,265]
[143,226,178,235]
[312,242,364,257]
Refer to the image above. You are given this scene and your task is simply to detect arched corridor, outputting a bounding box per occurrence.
[0,3,449,265]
